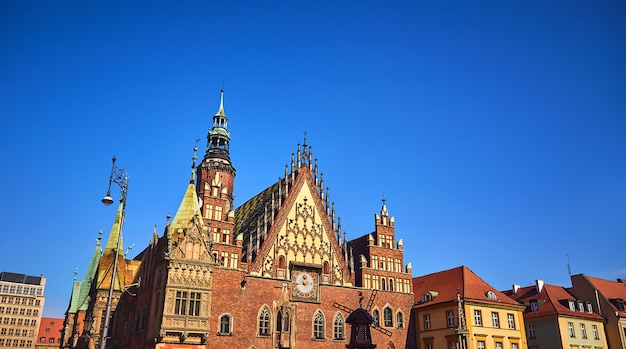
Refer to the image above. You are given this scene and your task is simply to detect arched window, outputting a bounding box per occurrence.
[389,278,394,292]
[384,307,393,327]
[323,261,330,274]
[333,313,345,340]
[373,309,380,326]
[283,311,290,332]
[396,311,404,329]
[381,277,387,291]
[278,256,286,269]
[276,312,282,331]
[313,311,325,339]
[258,307,270,336]
[219,314,231,335]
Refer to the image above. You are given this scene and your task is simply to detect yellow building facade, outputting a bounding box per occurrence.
[412,266,527,349]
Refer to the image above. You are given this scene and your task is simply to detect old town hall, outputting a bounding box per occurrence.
[61,90,414,349]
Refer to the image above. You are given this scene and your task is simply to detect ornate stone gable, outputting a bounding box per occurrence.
[250,167,352,286]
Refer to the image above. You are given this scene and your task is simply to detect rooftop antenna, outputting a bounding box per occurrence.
[566,254,572,276]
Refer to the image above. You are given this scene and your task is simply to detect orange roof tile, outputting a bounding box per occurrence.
[412,265,521,308]
[586,275,626,300]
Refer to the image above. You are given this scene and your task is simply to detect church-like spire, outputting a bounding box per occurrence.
[205,88,231,162]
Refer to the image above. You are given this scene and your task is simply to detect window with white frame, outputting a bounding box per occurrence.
[495,342,502,349]
[592,324,599,339]
[474,310,482,326]
[568,322,575,337]
[507,313,515,329]
[587,302,593,313]
[491,312,499,328]
[511,343,518,349]
[578,301,584,312]
[423,314,431,330]
[446,310,454,328]
[477,341,485,349]
[568,300,575,311]
[580,323,587,338]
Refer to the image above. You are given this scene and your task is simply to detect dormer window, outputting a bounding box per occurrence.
[422,291,438,303]
[486,291,498,301]
[530,300,538,312]
[568,300,575,311]
[586,302,593,313]
[577,301,584,312]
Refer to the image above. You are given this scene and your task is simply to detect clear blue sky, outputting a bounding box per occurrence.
[1,1,624,318]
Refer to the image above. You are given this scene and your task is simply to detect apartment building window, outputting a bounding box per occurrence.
[474,310,482,326]
[477,341,485,349]
[507,314,515,329]
[491,312,500,328]
[578,301,584,312]
[423,314,431,330]
[448,341,457,349]
[527,324,535,339]
[511,344,518,349]
[586,302,593,313]
[592,324,599,339]
[568,322,575,337]
[568,300,575,311]
[0,328,5,335]
[580,323,587,339]
[446,310,454,327]
[495,342,502,349]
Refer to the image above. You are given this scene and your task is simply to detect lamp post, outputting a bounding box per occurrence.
[99,156,129,349]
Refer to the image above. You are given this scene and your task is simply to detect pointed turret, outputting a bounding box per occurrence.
[204,89,232,163]
[171,147,205,240]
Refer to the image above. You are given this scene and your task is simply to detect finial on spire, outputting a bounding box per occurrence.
[303,130,307,146]
[74,267,78,281]
[190,140,199,183]
[382,193,386,206]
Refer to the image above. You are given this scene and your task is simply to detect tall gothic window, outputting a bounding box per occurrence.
[383,307,393,327]
[396,311,404,329]
[333,313,345,340]
[188,292,201,316]
[174,291,187,315]
[372,309,380,326]
[259,307,270,336]
[313,311,325,339]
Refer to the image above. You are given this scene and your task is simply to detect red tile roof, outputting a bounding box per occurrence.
[505,283,604,320]
[412,265,522,309]
[586,275,626,300]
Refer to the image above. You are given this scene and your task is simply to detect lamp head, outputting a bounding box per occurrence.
[102,195,114,206]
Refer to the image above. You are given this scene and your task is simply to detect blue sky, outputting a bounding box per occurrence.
[1,1,624,318]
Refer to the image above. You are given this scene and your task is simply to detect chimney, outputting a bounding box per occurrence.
[536,279,544,293]
[512,284,520,294]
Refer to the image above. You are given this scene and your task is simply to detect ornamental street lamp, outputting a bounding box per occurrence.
[99,156,129,349]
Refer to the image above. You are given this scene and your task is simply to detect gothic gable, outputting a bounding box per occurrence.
[251,167,352,286]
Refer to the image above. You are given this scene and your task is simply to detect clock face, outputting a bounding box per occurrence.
[291,269,319,301]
